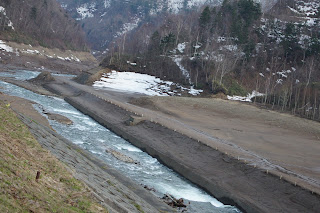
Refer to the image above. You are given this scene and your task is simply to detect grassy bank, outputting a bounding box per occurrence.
[0,102,107,213]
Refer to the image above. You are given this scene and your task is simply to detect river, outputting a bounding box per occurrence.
[0,70,240,213]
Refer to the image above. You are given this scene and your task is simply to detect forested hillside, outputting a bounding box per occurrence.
[58,0,224,50]
[100,0,320,121]
[57,0,278,51]
[0,0,88,51]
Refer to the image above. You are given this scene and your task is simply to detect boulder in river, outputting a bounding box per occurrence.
[44,112,73,125]
[106,148,139,164]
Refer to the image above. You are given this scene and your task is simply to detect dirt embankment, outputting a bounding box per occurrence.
[131,96,320,190]
[0,100,107,213]
[73,66,111,85]
[0,41,98,75]
[0,93,174,213]
[43,79,320,213]
[0,94,51,128]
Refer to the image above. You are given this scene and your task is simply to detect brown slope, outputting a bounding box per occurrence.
[0,0,88,51]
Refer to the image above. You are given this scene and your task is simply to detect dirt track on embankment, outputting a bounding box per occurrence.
[43,77,320,213]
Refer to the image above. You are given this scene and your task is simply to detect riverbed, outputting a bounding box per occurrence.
[0,70,239,213]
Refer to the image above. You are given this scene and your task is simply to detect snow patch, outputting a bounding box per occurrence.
[173,56,191,83]
[22,49,40,54]
[177,42,186,53]
[76,3,96,20]
[116,17,140,37]
[228,91,264,102]
[61,4,68,9]
[168,0,184,13]
[0,6,14,30]
[187,0,212,8]
[104,0,111,8]
[0,40,13,52]
[93,71,202,96]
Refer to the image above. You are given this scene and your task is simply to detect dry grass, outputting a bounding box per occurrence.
[0,103,108,213]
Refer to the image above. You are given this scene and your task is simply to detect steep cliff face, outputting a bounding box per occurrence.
[0,0,88,51]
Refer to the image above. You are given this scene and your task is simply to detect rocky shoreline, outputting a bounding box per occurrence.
[43,79,320,213]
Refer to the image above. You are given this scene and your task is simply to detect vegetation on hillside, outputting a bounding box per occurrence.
[0,103,107,212]
[0,0,88,51]
[58,0,222,50]
[101,0,320,121]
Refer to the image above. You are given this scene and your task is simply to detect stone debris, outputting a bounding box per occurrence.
[106,148,140,164]
[162,194,187,208]
[142,185,156,192]
[45,112,73,125]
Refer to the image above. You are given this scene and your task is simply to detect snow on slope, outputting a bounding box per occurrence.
[228,91,264,102]
[0,40,81,62]
[296,0,320,26]
[0,40,13,52]
[167,0,222,13]
[116,16,141,37]
[0,6,15,30]
[104,0,111,8]
[93,71,203,96]
[76,3,97,20]
[256,0,279,12]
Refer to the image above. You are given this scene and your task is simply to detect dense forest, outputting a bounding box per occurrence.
[101,0,320,121]
[0,0,88,51]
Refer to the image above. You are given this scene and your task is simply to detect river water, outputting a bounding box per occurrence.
[0,70,240,213]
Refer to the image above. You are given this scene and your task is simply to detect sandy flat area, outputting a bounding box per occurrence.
[131,96,320,191]
[51,76,320,194]
[42,78,320,212]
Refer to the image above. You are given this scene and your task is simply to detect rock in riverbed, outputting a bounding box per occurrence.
[106,148,139,164]
[45,112,73,125]
[162,194,187,208]
[142,185,156,192]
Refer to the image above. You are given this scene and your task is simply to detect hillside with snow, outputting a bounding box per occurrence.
[57,0,224,50]
[96,0,320,121]
[57,0,280,51]
[0,0,88,51]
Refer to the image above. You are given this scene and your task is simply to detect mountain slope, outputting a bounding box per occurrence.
[58,0,224,50]
[0,0,88,51]
[97,0,320,121]
[57,0,279,51]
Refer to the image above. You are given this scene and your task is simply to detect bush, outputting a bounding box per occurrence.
[212,80,228,94]
[227,80,247,96]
